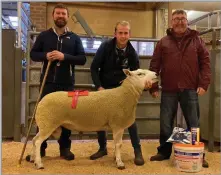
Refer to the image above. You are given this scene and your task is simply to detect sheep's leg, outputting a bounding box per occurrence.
[33,133,45,169]
[26,133,39,163]
[34,127,54,169]
[113,129,125,170]
[30,135,38,163]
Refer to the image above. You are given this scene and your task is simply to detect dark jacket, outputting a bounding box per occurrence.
[149,28,211,93]
[30,28,86,86]
[90,37,140,89]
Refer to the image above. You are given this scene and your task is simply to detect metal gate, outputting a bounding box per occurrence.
[2,29,24,141]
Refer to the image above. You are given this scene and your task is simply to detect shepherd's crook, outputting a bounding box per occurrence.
[19,61,52,164]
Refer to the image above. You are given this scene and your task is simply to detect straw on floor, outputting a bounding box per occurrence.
[2,140,220,174]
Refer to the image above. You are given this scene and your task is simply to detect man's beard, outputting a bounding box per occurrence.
[54,18,67,28]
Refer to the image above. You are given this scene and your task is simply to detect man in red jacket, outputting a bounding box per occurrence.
[149,9,211,162]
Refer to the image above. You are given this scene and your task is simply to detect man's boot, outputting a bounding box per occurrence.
[150,153,170,161]
[60,148,75,161]
[134,147,145,166]
[90,148,107,160]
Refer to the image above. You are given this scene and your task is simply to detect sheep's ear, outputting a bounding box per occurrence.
[123,69,131,76]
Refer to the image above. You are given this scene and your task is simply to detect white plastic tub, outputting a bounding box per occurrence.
[174,142,204,173]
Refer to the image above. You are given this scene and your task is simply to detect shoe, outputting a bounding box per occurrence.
[150,153,170,161]
[134,148,145,166]
[90,148,107,160]
[40,148,46,157]
[60,148,75,161]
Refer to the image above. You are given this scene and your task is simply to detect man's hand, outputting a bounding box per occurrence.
[151,91,159,98]
[144,81,152,90]
[46,50,64,61]
[197,87,206,96]
[98,87,105,91]
[46,52,54,61]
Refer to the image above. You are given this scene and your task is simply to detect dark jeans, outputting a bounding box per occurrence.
[158,90,200,158]
[38,82,73,151]
[97,122,141,150]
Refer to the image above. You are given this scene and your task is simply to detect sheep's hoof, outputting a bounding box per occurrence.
[35,163,44,169]
[117,165,125,170]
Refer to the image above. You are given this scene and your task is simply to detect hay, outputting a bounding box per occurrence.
[2,140,220,174]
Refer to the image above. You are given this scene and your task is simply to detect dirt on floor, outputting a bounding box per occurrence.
[2,140,221,174]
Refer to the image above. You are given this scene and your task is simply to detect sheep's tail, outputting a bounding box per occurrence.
[52,127,62,139]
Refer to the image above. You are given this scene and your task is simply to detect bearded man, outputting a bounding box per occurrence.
[30,3,86,160]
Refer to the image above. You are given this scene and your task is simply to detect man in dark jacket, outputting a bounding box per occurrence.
[149,10,211,161]
[90,21,147,166]
[30,3,86,160]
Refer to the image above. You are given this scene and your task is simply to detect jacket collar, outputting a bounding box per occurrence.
[166,28,199,38]
[50,27,71,37]
[111,37,133,52]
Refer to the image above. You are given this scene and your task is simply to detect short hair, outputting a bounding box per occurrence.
[115,21,130,32]
[52,3,69,16]
[172,9,187,17]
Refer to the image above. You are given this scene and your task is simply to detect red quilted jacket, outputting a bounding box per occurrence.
[149,28,211,93]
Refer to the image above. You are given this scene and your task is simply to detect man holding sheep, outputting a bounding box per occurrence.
[149,10,211,163]
[90,21,151,166]
[30,4,86,161]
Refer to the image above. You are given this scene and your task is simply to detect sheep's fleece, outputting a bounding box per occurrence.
[26,69,158,170]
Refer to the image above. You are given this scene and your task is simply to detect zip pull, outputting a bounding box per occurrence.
[60,39,63,51]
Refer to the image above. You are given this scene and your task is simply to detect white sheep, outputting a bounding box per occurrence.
[26,69,158,170]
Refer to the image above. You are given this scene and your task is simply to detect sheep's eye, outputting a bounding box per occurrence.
[137,73,144,76]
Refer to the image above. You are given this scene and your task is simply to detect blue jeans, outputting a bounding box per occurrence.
[157,90,200,158]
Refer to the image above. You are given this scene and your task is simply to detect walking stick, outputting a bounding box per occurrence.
[18,61,52,164]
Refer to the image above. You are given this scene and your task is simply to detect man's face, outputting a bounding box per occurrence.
[172,13,188,35]
[115,24,130,48]
[53,8,68,28]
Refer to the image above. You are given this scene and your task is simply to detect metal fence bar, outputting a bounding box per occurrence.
[199,27,221,36]
[25,32,31,134]
[208,29,217,152]
[28,31,160,43]
[188,10,221,26]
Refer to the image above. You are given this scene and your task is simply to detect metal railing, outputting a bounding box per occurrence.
[188,10,221,32]
[199,28,220,152]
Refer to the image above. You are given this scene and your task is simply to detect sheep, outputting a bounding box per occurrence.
[26,68,158,170]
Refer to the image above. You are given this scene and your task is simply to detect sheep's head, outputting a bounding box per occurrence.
[123,69,158,90]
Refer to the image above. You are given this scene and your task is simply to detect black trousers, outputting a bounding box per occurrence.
[38,82,73,150]
[97,122,141,150]
[96,84,141,151]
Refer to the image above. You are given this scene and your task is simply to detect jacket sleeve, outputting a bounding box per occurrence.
[90,42,106,89]
[149,40,162,93]
[30,33,48,62]
[197,37,211,91]
[64,36,86,65]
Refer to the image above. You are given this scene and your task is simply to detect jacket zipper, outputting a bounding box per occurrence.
[53,36,60,82]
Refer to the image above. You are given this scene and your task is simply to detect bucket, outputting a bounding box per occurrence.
[174,142,204,173]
